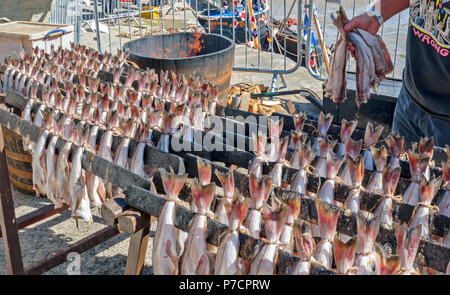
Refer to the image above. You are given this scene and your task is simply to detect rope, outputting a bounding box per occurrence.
[259,237,289,248]
[414,202,440,214]
[395,268,420,275]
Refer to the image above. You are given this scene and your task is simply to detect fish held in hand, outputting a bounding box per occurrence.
[324,8,349,103]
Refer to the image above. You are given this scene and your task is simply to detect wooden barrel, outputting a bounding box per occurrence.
[1,126,34,195]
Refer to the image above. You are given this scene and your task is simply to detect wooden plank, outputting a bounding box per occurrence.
[124,221,150,275]
[101,195,128,226]
[118,210,150,234]
[25,225,120,275]
[124,185,331,275]
[0,204,69,238]
[0,127,24,274]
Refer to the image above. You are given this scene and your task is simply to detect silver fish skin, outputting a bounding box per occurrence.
[348,31,371,105]
[214,195,250,275]
[55,141,72,205]
[85,126,105,208]
[153,168,188,275]
[180,181,216,275]
[2,68,9,94]
[313,200,339,269]
[98,130,114,198]
[244,175,272,239]
[408,175,443,237]
[249,203,286,275]
[324,9,348,102]
[69,145,92,223]
[32,130,49,197]
[292,222,316,275]
[45,135,63,208]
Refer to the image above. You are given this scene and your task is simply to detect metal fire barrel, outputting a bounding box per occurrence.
[123,32,235,102]
[1,126,34,195]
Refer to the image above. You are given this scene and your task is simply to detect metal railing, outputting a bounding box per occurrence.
[47,0,407,88]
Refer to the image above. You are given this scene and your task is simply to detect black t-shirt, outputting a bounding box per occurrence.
[404,0,450,119]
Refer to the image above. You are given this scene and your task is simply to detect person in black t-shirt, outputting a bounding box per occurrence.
[344,0,450,147]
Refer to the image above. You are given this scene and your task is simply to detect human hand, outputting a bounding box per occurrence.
[344,13,381,57]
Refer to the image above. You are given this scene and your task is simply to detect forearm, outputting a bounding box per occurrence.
[372,0,409,22]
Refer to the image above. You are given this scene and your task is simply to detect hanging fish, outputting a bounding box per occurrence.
[345,155,364,213]
[313,199,340,269]
[214,193,251,275]
[153,168,188,275]
[244,174,272,239]
[334,233,358,275]
[290,141,316,195]
[374,164,401,226]
[279,193,301,252]
[395,223,422,275]
[292,221,317,275]
[317,150,345,205]
[249,201,287,275]
[215,169,235,226]
[366,146,388,195]
[354,211,381,274]
[180,180,216,275]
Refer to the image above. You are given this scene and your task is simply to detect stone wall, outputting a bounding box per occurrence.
[0,0,54,22]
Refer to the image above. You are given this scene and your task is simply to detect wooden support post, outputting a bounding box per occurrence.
[122,210,151,275]
[0,127,24,274]
[101,194,128,225]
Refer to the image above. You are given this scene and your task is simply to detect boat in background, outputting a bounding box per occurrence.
[188,0,268,45]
